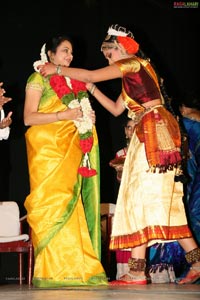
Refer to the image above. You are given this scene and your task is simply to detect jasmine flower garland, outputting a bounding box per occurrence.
[49,75,97,177]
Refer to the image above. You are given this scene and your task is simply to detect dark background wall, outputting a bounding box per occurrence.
[0,0,199,284]
[0,0,199,209]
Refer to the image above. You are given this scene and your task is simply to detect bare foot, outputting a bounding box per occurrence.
[177,263,200,284]
[110,271,147,285]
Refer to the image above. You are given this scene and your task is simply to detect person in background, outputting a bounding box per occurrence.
[109,117,134,279]
[110,117,135,182]
[0,82,13,199]
[0,82,12,140]
[178,90,200,248]
[39,24,200,285]
[23,35,107,287]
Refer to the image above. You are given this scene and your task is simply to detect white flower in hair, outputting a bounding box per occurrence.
[33,43,48,72]
[107,26,128,37]
[107,24,134,39]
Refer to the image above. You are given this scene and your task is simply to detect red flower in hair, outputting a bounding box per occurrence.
[117,36,139,54]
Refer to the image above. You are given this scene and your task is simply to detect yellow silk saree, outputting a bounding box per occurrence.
[24,72,107,287]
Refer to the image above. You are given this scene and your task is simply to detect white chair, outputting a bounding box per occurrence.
[0,201,33,285]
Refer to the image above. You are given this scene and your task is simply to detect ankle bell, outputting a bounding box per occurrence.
[185,248,200,264]
[128,257,146,272]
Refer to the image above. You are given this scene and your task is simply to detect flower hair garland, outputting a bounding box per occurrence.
[33,44,48,72]
[107,24,134,38]
[50,75,97,177]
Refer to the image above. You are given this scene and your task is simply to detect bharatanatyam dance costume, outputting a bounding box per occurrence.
[100,25,200,284]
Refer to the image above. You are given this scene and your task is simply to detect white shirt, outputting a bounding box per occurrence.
[0,109,10,140]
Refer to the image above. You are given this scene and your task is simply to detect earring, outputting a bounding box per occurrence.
[182,110,186,116]
[50,56,54,63]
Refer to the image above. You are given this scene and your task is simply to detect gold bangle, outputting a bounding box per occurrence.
[56,65,62,75]
[89,84,96,95]
[56,112,60,121]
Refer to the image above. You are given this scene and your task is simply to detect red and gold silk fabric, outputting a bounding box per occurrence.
[116,57,182,172]
[109,57,192,251]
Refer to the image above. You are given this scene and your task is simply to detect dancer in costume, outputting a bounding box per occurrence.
[23,35,108,287]
[39,24,200,285]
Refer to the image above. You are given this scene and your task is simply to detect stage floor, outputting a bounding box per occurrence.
[0,283,200,300]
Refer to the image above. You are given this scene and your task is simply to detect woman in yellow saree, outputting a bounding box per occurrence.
[23,35,108,287]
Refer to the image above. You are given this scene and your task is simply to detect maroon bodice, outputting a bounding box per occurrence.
[122,63,161,104]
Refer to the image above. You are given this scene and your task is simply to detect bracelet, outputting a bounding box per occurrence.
[56,65,62,75]
[56,111,61,121]
[89,84,96,95]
